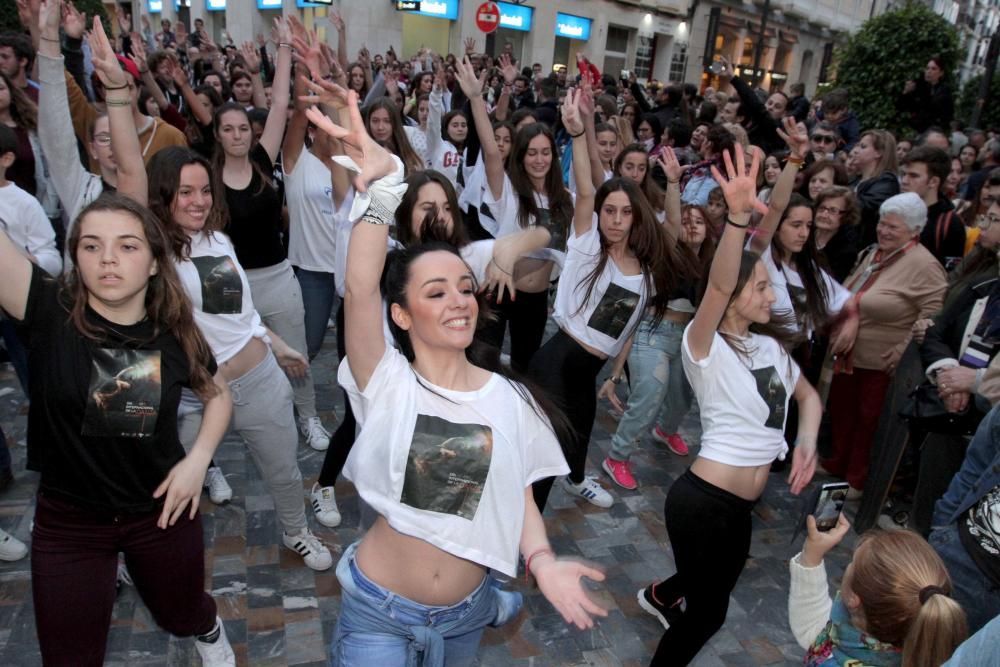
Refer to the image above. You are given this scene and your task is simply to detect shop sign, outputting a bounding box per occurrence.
[414,0,460,20]
[555,12,591,41]
[497,1,533,32]
[206,0,225,11]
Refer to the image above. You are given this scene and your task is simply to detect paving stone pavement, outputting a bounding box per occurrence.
[0,323,857,666]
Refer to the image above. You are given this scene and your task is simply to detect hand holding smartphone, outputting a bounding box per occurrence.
[791,481,849,544]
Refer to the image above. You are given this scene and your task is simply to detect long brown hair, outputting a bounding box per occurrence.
[859,130,899,179]
[851,530,967,667]
[363,98,423,176]
[614,143,664,213]
[211,102,274,196]
[63,194,218,400]
[0,71,37,132]
[146,147,228,259]
[721,251,800,362]
[574,178,700,331]
[509,123,573,234]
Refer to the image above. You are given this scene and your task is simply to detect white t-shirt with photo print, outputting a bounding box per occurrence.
[682,327,801,467]
[338,347,569,576]
[553,223,648,358]
[486,173,572,272]
[759,249,851,337]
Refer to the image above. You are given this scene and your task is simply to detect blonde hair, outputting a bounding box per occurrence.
[723,123,749,149]
[860,129,899,179]
[851,530,967,667]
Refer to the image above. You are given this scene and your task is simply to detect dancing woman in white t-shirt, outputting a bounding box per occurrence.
[636,147,821,664]
[528,89,696,512]
[305,88,607,666]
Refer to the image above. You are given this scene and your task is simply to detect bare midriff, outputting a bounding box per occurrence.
[219,335,269,383]
[355,516,488,606]
[513,257,554,294]
[690,457,771,501]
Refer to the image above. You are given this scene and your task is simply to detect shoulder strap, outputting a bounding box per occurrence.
[935,210,955,252]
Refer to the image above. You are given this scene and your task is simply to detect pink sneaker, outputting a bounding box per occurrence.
[602,457,638,490]
[652,426,690,456]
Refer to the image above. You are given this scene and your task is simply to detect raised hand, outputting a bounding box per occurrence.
[320,43,345,87]
[578,80,595,118]
[776,116,809,159]
[800,514,850,567]
[357,46,371,69]
[17,0,39,31]
[561,87,585,138]
[710,149,769,216]
[304,91,396,193]
[88,14,129,90]
[62,0,86,39]
[498,53,517,85]
[256,32,267,48]
[240,40,261,74]
[463,36,476,55]
[454,55,485,98]
[292,30,328,78]
[272,16,291,48]
[286,13,307,42]
[328,11,345,33]
[129,32,149,70]
[532,557,608,630]
[657,147,690,183]
[38,0,61,34]
[300,75,350,110]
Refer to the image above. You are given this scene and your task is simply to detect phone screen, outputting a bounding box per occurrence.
[813,483,849,532]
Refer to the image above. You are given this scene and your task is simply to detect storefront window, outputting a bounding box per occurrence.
[604,26,630,78]
[670,44,687,83]
[635,35,653,80]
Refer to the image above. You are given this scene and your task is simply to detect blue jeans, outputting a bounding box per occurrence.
[294,267,338,361]
[929,523,1000,633]
[943,613,1000,665]
[330,542,522,667]
[609,318,691,461]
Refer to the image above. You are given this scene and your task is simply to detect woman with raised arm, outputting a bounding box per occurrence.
[146,145,333,572]
[0,191,236,666]
[637,148,821,665]
[305,88,607,666]
[528,90,693,511]
[209,20,329,452]
[426,63,469,191]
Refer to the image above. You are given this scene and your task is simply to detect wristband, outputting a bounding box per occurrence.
[605,375,623,385]
[103,83,130,91]
[525,547,554,580]
[40,35,60,43]
[278,42,293,50]
[667,177,680,184]
[726,216,750,229]
[105,98,133,107]
[569,129,586,139]
[490,258,512,276]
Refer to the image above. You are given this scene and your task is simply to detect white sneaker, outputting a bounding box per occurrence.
[204,466,233,505]
[300,416,330,452]
[283,528,333,571]
[194,616,236,667]
[310,483,341,528]
[0,528,27,561]
[562,476,614,508]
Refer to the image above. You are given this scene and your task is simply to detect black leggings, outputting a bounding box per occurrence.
[318,300,356,488]
[527,329,606,511]
[650,470,755,666]
[477,288,549,373]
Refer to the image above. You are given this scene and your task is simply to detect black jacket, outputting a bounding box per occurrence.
[854,172,901,246]
[920,198,966,268]
[788,94,810,123]
[897,79,954,134]
[922,276,999,370]
[819,224,862,284]
[730,76,782,154]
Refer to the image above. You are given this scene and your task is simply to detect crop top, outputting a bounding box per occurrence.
[486,174,571,274]
[682,326,800,467]
[174,231,268,364]
[553,224,648,358]
[339,346,569,576]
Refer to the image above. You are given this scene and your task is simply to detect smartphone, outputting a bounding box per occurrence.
[812,482,850,532]
[708,60,723,75]
[620,69,630,80]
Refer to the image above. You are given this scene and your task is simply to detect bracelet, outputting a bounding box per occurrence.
[360,197,395,226]
[105,98,133,107]
[569,129,586,139]
[726,216,750,229]
[138,68,150,75]
[40,35,60,43]
[525,547,554,580]
[605,375,623,385]
[103,83,130,91]
[278,42,293,50]
[667,177,680,184]
[490,258,512,276]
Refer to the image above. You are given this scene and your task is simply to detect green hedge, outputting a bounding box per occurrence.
[957,71,1000,130]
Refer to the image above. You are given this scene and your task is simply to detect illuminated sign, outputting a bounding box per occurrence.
[206,0,225,10]
[497,1,532,31]
[555,12,591,41]
[414,0,459,20]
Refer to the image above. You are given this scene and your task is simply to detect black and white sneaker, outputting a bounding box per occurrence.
[637,585,684,630]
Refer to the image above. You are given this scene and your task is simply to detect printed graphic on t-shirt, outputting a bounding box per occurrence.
[966,484,1000,557]
[536,208,566,251]
[401,414,493,520]
[750,366,787,430]
[787,284,807,325]
[82,349,162,438]
[587,283,640,339]
[191,255,243,314]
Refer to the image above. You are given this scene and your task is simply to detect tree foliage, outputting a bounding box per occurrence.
[0,0,107,35]
[957,71,1000,130]
[834,1,960,134]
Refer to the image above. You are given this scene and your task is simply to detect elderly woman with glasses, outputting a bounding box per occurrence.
[824,193,948,498]
[813,186,862,283]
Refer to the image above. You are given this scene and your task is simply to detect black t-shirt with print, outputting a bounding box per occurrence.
[958,482,1000,587]
[15,266,216,514]
[224,143,285,269]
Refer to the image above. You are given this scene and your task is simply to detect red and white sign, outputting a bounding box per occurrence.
[476,2,500,33]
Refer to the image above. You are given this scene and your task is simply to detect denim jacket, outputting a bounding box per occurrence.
[933,404,1000,528]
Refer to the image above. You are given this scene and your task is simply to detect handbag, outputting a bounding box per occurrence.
[898,380,982,436]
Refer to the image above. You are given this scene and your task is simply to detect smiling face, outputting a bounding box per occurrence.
[764,156,781,186]
[681,208,707,246]
[730,260,776,325]
[690,124,708,150]
[764,93,787,121]
[523,133,553,182]
[75,210,158,319]
[598,190,634,248]
[776,206,813,257]
[876,212,916,253]
[216,109,251,158]
[391,250,479,353]
[170,163,213,235]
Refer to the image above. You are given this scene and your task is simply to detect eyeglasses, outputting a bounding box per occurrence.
[812,135,836,144]
[978,214,1000,229]
[93,133,112,146]
[817,205,844,215]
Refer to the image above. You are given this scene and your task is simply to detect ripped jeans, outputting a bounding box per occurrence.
[609,317,692,462]
[330,542,522,666]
